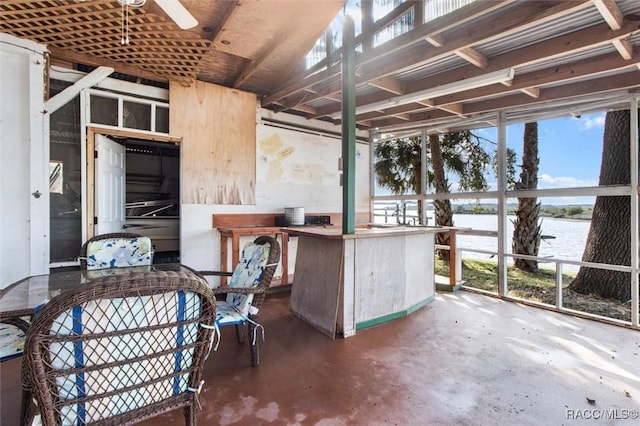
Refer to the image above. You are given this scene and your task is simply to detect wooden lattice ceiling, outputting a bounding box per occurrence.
[1,0,211,84]
[0,0,344,89]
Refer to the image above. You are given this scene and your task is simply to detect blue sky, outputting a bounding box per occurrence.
[507,112,604,188]
[374,112,607,206]
[478,112,606,205]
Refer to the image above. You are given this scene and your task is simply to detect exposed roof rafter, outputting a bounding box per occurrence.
[592,0,624,30]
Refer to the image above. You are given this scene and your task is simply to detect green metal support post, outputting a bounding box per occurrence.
[341,14,356,235]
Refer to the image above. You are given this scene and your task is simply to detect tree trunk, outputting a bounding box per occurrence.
[512,122,542,272]
[429,134,453,261]
[569,110,632,302]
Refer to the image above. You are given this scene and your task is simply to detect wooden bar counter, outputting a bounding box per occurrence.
[288,225,441,338]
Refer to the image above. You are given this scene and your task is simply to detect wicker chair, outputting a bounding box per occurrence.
[198,235,280,367]
[79,233,154,270]
[21,269,216,426]
[0,317,29,361]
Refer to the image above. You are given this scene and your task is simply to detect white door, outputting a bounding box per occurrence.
[0,35,47,288]
[95,134,126,234]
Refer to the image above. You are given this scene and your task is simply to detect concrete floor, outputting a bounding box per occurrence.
[2,290,639,425]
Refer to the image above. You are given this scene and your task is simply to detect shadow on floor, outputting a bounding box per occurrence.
[2,290,639,425]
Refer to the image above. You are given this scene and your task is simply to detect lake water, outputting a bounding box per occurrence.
[452,214,590,272]
[374,208,591,272]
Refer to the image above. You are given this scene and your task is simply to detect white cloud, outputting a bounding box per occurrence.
[485,174,597,192]
[578,113,605,130]
[538,174,598,188]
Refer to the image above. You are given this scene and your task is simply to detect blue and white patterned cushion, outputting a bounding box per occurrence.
[215,302,249,326]
[0,322,26,361]
[86,237,153,270]
[223,242,270,316]
[46,291,201,424]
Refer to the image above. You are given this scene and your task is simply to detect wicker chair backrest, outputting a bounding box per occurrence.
[24,270,216,426]
[226,242,271,315]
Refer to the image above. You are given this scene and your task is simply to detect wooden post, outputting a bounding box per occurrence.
[449,228,457,286]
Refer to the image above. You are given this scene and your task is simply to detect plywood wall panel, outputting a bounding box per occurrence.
[170,81,256,205]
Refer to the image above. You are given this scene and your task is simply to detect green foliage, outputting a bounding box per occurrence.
[492,147,517,189]
[541,205,588,218]
[567,206,584,216]
[374,136,421,194]
[374,131,511,195]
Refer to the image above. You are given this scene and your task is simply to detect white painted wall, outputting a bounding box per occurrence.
[180,107,371,276]
[0,33,47,288]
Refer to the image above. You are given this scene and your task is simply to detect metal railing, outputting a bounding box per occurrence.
[436,229,638,329]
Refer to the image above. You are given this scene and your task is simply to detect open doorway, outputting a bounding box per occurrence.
[123,138,180,263]
[94,135,180,263]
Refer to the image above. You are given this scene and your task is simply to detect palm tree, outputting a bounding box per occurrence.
[512,122,542,272]
[429,133,453,260]
[374,130,499,260]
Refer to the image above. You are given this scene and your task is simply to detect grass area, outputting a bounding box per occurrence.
[435,258,631,322]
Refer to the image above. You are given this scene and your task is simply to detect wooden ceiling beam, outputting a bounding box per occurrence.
[436,103,465,116]
[367,76,404,95]
[390,113,411,121]
[308,21,639,121]
[273,73,342,111]
[355,103,433,122]
[592,0,623,30]
[233,28,289,87]
[270,1,595,112]
[521,87,541,98]
[406,20,639,93]
[324,93,342,102]
[369,109,454,129]
[455,47,488,68]
[465,71,639,115]
[367,62,640,126]
[612,38,633,60]
[311,89,401,119]
[374,71,639,131]
[48,47,174,83]
[210,0,242,46]
[373,1,415,32]
[437,49,639,105]
[359,1,592,79]
[425,33,444,48]
[288,103,318,115]
[262,0,515,106]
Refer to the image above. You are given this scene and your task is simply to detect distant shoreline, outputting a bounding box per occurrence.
[452,211,592,221]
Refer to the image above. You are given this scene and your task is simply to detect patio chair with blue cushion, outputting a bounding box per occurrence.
[21,269,217,426]
[79,232,154,270]
[0,317,28,362]
[198,235,280,367]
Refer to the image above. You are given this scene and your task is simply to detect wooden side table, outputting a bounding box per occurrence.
[217,227,289,286]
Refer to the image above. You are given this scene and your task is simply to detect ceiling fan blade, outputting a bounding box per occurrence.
[155,0,198,30]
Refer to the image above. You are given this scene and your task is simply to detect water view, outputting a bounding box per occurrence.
[373,204,590,272]
[453,214,590,272]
